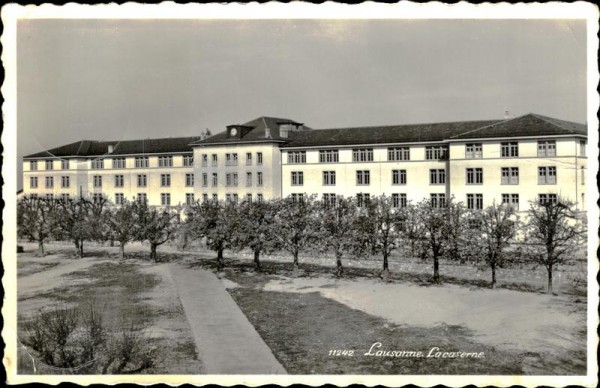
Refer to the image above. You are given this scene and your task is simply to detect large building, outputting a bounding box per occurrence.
[22,113,588,211]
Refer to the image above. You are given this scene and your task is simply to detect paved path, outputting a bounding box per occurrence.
[167,263,286,374]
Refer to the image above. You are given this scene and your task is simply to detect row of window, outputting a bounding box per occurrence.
[201,152,264,167]
[285,165,577,187]
[29,155,194,171]
[284,140,587,164]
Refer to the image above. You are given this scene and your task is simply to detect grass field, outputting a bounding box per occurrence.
[15,241,588,375]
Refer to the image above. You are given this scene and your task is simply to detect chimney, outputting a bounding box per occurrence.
[108,145,114,154]
[504,110,510,120]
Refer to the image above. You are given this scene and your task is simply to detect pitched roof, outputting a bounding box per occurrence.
[190,116,311,146]
[23,136,201,159]
[282,120,500,148]
[448,113,587,140]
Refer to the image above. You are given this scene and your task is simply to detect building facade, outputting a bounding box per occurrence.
[22,113,588,211]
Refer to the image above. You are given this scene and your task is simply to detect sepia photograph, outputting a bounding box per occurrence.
[1,2,598,386]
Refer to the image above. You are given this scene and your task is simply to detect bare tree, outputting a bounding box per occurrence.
[525,198,586,294]
[272,195,319,274]
[234,199,278,271]
[475,202,519,288]
[17,196,61,256]
[135,203,179,261]
[317,196,360,278]
[55,196,92,257]
[106,199,139,259]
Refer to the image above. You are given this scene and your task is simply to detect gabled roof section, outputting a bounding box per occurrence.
[282,120,500,148]
[24,137,201,159]
[449,113,587,140]
[190,116,310,146]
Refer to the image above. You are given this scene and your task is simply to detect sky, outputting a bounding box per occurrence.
[16,19,587,189]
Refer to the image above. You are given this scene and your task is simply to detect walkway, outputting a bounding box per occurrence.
[167,263,286,374]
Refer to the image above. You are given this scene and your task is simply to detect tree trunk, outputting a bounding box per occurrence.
[335,251,343,278]
[110,238,114,247]
[381,252,391,282]
[150,243,158,262]
[38,240,45,256]
[293,251,299,270]
[433,255,440,283]
[120,243,126,259]
[79,241,84,258]
[74,240,80,251]
[253,249,261,271]
[547,265,553,294]
[491,262,496,289]
[217,248,224,271]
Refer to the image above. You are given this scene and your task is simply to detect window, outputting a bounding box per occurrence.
[92,193,103,203]
[233,194,239,204]
[185,173,194,187]
[501,194,519,210]
[225,153,239,166]
[425,146,448,160]
[114,175,124,188]
[226,173,232,187]
[323,193,337,207]
[135,157,149,168]
[430,193,446,208]
[202,194,208,202]
[60,193,70,201]
[161,193,171,206]
[113,158,126,169]
[467,194,483,210]
[257,194,264,203]
[539,194,557,205]
[202,154,208,167]
[538,166,557,184]
[288,151,306,164]
[202,173,208,187]
[537,141,556,157]
[212,194,218,202]
[323,171,336,186]
[580,140,586,156]
[161,174,171,187]
[466,168,483,184]
[225,194,232,203]
[61,160,70,170]
[246,172,252,187]
[45,176,54,188]
[138,193,148,203]
[186,193,195,205]
[93,175,102,188]
[211,154,218,166]
[392,169,407,185]
[30,161,38,171]
[233,173,238,187]
[257,172,263,186]
[91,159,104,169]
[466,143,483,159]
[581,166,585,185]
[291,193,304,203]
[137,174,147,187]
[392,193,407,208]
[353,148,374,162]
[356,170,370,185]
[257,152,263,165]
[158,156,173,167]
[30,177,38,189]
[501,167,519,185]
[46,194,54,200]
[46,160,54,170]
[356,193,370,207]
[319,150,339,163]
[183,155,194,167]
[246,194,252,202]
[212,173,218,187]
[246,152,252,165]
[291,171,304,186]
[115,193,124,205]
[501,142,519,157]
[429,169,446,185]
[30,194,38,199]
[388,147,410,161]
[61,176,70,188]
